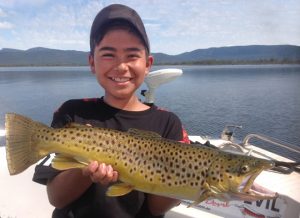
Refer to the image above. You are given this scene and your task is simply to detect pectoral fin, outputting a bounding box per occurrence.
[188,182,213,207]
[188,191,213,208]
[51,155,88,170]
[106,183,134,196]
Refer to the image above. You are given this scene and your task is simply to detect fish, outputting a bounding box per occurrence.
[5,113,277,205]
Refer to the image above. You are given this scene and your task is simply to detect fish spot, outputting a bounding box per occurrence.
[201,171,205,177]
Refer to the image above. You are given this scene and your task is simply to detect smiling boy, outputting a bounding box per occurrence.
[33,4,188,218]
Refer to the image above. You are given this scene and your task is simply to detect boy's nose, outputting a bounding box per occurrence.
[114,62,128,73]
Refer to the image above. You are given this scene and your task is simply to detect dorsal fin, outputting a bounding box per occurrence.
[128,128,161,138]
[65,123,91,128]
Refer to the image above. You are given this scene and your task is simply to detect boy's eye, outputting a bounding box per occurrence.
[128,54,140,58]
[102,53,114,58]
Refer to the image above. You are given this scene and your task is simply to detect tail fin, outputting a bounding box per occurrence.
[5,113,49,175]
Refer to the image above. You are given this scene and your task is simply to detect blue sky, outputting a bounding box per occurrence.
[0,0,299,55]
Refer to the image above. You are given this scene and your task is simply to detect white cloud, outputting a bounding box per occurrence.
[0,8,6,17]
[0,21,13,29]
[2,1,104,51]
[0,0,49,8]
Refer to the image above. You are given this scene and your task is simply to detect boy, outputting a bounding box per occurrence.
[33,4,189,218]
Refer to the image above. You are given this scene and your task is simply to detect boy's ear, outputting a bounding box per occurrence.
[145,55,154,75]
[89,54,96,74]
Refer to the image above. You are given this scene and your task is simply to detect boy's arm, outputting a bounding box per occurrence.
[47,161,180,215]
[47,168,92,208]
[147,195,181,216]
[47,162,118,209]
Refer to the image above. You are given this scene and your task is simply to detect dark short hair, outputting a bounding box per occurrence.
[90,4,150,55]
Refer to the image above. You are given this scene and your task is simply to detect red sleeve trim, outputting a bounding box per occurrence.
[180,126,190,144]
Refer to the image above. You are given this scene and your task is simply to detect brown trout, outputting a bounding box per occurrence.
[5,113,277,205]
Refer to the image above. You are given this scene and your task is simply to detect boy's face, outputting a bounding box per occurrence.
[89,28,153,104]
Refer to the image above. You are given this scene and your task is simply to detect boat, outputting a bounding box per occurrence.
[0,69,299,218]
[145,69,300,218]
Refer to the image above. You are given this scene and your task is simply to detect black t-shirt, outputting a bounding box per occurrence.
[33,98,188,218]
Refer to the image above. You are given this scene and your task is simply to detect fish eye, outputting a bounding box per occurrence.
[240,165,250,174]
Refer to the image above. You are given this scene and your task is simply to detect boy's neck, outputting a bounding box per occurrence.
[103,95,150,111]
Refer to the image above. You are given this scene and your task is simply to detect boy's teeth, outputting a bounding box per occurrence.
[112,77,130,82]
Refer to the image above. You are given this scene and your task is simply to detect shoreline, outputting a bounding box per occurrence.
[1,62,300,67]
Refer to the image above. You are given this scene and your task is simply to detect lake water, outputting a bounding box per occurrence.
[0,65,299,160]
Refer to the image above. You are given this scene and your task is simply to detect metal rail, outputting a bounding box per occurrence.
[242,133,300,154]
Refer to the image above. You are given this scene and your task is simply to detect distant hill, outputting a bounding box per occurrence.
[0,45,299,66]
[153,45,300,65]
[0,47,88,66]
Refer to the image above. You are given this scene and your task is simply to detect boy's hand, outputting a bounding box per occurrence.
[82,161,118,186]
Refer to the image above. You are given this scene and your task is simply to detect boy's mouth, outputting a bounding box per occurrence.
[110,77,132,83]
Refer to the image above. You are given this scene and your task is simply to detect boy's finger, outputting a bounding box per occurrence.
[106,165,113,178]
[112,171,118,182]
[82,161,98,176]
